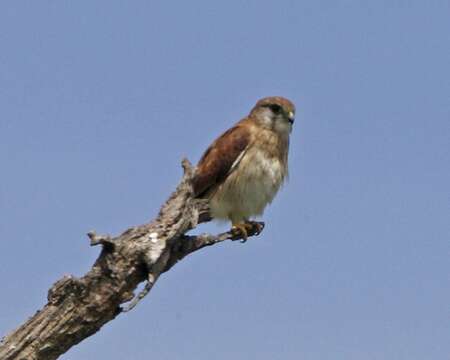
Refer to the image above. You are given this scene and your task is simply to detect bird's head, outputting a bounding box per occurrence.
[249,96,296,135]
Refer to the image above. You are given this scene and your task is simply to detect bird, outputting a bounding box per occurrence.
[192,96,295,240]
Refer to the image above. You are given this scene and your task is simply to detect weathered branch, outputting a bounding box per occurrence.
[0,159,263,360]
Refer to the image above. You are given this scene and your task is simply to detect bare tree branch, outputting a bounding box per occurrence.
[0,159,263,360]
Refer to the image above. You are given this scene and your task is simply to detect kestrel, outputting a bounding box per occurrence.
[192,96,295,239]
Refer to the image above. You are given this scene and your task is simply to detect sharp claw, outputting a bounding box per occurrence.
[231,224,248,241]
[231,221,264,242]
[254,222,264,235]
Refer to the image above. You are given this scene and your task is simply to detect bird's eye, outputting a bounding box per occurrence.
[268,104,282,114]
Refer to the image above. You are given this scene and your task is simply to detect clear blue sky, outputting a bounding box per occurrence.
[0,2,448,359]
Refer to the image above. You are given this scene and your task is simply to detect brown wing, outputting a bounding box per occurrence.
[192,121,251,198]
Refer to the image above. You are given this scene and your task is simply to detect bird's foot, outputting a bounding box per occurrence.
[231,221,265,243]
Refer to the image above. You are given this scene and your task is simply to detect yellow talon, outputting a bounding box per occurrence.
[231,221,264,242]
[231,223,252,241]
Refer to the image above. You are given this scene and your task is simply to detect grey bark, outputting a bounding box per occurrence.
[0,159,263,360]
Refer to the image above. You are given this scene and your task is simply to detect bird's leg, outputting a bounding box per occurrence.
[231,220,265,242]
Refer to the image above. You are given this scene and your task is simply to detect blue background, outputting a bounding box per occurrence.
[0,1,448,359]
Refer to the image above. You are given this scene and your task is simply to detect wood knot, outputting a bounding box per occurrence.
[47,275,84,305]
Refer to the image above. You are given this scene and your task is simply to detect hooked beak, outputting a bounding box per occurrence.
[288,111,295,124]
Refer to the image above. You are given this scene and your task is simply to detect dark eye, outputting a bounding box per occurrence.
[268,104,282,114]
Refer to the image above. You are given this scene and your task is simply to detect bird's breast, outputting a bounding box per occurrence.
[236,144,287,201]
[210,132,289,222]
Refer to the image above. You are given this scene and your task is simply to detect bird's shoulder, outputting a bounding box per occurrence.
[192,118,254,197]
